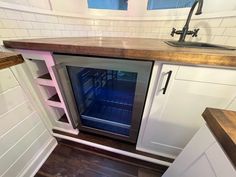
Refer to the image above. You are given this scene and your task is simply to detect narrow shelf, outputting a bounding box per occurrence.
[58,114,69,123]
[46,94,63,108]
[39,73,51,80]
[48,94,60,102]
[36,73,54,87]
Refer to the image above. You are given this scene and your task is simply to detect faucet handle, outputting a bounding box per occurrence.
[171,28,176,37]
[192,28,200,37]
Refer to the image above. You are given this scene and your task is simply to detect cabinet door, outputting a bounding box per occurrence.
[206,142,236,177]
[140,64,236,157]
[181,154,216,177]
[163,124,236,177]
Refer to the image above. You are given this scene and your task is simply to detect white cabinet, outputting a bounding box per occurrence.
[162,124,236,177]
[137,63,236,158]
[181,155,216,177]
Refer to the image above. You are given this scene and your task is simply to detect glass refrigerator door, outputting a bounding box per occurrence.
[53,54,153,143]
[67,66,138,136]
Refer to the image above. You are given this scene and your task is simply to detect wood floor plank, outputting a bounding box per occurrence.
[58,139,168,173]
[53,130,174,164]
[35,143,164,177]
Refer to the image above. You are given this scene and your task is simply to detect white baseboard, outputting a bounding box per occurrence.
[136,146,177,159]
[53,126,79,135]
[20,137,58,177]
[53,133,172,167]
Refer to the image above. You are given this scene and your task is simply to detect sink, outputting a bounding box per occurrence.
[165,41,235,50]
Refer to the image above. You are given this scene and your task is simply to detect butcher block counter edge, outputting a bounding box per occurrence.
[0,52,24,70]
[3,37,236,68]
[202,108,236,167]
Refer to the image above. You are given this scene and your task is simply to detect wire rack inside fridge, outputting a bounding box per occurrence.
[68,66,137,136]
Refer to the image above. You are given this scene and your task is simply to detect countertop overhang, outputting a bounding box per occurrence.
[3,37,236,67]
[0,52,24,69]
[202,108,236,167]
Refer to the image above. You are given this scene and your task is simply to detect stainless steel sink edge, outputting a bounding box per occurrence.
[165,41,236,51]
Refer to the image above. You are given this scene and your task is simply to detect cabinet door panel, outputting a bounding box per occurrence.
[162,124,216,177]
[227,98,236,110]
[182,155,216,177]
[141,64,236,157]
[163,125,236,177]
[206,142,236,177]
[176,66,236,85]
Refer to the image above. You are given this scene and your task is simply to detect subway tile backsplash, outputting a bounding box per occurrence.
[0,7,236,47]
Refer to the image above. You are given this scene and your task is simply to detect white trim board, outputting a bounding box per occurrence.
[136,146,177,159]
[52,132,172,167]
[20,138,57,177]
[53,126,79,135]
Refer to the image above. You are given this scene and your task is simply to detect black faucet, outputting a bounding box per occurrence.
[171,0,204,42]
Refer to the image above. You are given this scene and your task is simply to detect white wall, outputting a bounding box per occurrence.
[203,0,236,13]
[0,0,51,10]
[36,0,236,17]
[0,66,56,177]
[50,0,87,14]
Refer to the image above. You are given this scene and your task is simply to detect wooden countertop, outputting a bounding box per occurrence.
[3,37,236,67]
[202,108,236,167]
[0,52,24,69]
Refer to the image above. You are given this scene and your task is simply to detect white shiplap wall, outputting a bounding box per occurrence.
[0,67,57,177]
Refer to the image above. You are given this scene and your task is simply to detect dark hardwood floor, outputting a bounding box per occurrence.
[35,142,165,177]
[53,129,174,164]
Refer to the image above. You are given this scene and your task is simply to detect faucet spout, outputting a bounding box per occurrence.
[178,0,204,42]
[195,0,203,15]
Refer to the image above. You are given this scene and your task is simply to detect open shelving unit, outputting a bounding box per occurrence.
[13,49,79,135]
[36,73,54,87]
[59,114,69,123]
[46,93,63,108]
[24,57,72,126]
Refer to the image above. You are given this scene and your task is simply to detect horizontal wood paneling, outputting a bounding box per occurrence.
[0,112,40,156]
[0,101,33,136]
[0,68,18,93]
[0,122,46,175]
[20,138,57,177]
[0,68,54,177]
[0,86,27,115]
[2,131,52,177]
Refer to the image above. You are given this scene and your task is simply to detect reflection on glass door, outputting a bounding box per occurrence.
[67,66,137,136]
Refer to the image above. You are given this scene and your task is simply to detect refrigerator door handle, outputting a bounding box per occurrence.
[162,70,172,94]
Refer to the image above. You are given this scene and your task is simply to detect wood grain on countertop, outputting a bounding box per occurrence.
[0,52,24,69]
[3,37,236,67]
[202,108,236,167]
